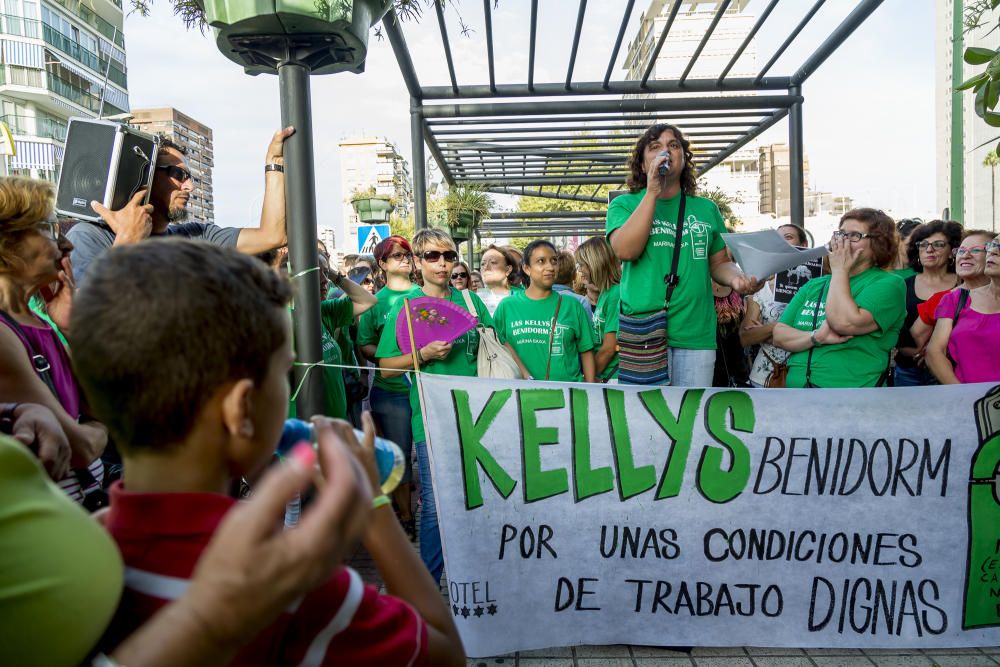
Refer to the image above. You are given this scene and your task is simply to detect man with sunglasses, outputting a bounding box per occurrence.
[68,128,293,286]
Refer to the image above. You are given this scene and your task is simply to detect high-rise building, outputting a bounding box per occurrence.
[339,136,412,253]
[317,226,336,255]
[0,0,129,182]
[936,0,1000,229]
[131,107,215,225]
[759,143,811,218]
[625,1,762,220]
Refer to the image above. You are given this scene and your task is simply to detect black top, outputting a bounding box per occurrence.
[895,275,923,367]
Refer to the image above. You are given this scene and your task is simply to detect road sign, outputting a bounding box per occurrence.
[358,223,390,254]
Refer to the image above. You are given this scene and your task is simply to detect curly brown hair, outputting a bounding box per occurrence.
[625,123,698,195]
[0,176,55,274]
[839,208,898,270]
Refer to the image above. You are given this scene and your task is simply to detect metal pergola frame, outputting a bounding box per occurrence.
[382,0,884,240]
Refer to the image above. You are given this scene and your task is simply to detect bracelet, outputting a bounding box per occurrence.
[264,163,284,173]
[809,329,822,347]
[372,494,390,509]
[415,348,425,365]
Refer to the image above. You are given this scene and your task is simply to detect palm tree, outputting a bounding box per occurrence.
[984,150,1000,232]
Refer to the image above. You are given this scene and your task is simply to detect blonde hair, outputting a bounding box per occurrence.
[575,236,621,292]
[0,176,55,272]
[411,228,456,256]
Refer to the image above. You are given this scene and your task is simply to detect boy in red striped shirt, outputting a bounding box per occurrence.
[70,239,464,666]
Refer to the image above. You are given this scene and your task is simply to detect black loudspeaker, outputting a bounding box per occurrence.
[56,119,159,222]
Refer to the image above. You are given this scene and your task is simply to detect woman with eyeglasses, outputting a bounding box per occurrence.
[376,229,499,583]
[772,208,906,388]
[925,236,1000,384]
[450,261,471,291]
[494,240,596,383]
[910,229,995,350]
[469,270,484,291]
[358,235,418,538]
[476,244,524,316]
[575,237,621,382]
[0,177,107,501]
[891,220,962,386]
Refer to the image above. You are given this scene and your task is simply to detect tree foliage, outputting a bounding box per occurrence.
[697,180,743,229]
[957,2,1000,153]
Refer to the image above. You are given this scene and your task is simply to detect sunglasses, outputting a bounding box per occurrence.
[156,164,195,183]
[422,250,459,263]
[451,271,469,279]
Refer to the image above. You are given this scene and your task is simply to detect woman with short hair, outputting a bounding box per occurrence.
[772,208,906,388]
[450,261,471,291]
[575,237,621,382]
[925,235,1000,384]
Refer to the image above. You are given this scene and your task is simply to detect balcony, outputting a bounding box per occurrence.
[4,65,44,88]
[42,25,127,88]
[1,114,67,142]
[0,12,40,38]
[47,0,124,48]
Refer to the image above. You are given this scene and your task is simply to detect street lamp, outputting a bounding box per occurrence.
[202,0,391,418]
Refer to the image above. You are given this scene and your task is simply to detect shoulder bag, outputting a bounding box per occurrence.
[460,290,522,380]
[617,193,686,385]
[544,296,563,381]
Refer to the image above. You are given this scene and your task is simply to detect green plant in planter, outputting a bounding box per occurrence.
[350,186,394,223]
[426,185,492,241]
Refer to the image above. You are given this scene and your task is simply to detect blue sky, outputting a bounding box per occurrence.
[122,0,935,242]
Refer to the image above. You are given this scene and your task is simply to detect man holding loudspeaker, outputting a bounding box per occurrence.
[67,127,293,285]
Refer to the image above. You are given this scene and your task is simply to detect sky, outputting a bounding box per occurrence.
[122,0,935,245]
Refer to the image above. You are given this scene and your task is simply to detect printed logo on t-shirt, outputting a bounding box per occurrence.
[551,324,568,356]
[687,216,712,260]
[795,299,827,328]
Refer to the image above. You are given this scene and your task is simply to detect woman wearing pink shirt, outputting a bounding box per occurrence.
[925,236,1000,383]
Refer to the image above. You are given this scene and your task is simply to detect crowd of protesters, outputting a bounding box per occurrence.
[1,119,998,666]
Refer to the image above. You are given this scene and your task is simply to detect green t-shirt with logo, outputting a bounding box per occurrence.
[592,284,621,381]
[376,287,493,443]
[494,290,595,382]
[778,268,906,388]
[606,189,727,349]
[288,297,353,420]
[358,286,413,395]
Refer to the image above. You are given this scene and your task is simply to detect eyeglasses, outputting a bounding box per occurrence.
[986,241,1000,254]
[156,164,195,183]
[955,246,987,257]
[451,271,469,279]
[386,251,411,262]
[421,250,459,263]
[833,230,871,242]
[36,220,58,241]
[917,240,949,251]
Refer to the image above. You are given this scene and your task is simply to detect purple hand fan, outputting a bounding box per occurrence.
[395,296,477,355]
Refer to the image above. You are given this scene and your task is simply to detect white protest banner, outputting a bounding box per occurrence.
[420,376,1000,657]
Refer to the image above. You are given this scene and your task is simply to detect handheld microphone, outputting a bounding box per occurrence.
[657,150,671,177]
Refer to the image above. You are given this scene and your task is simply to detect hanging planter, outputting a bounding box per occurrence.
[351,192,395,223]
[202,0,392,75]
[428,185,491,243]
[429,209,477,242]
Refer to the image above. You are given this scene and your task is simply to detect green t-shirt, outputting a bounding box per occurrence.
[494,290,595,382]
[592,284,621,380]
[376,287,494,443]
[0,436,123,667]
[606,189,727,349]
[778,268,906,388]
[288,298,354,420]
[357,286,413,394]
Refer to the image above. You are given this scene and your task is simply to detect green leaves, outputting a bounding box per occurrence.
[957,72,989,91]
[965,46,998,65]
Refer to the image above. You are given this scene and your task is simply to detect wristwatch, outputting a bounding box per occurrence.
[809,329,822,347]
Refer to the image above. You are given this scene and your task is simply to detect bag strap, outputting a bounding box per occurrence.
[663,192,687,309]
[804,281,828,388]
[545,296,563,381]
[459,288,479,322]
[953,287,969,325]
[0,309,58,398]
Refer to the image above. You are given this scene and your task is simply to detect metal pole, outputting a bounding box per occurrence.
[279,60,325,419]
[950,0,964,223]
[788,85,805,228]
[411,98,428,230]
